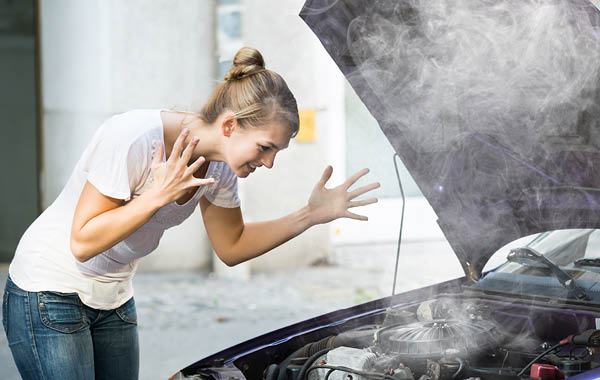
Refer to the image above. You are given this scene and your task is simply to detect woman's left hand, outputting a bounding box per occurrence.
[307,166,380,225]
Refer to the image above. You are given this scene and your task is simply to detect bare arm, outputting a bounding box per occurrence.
[199,197,313,266]
[70,129,213,262]
[70,183,164,261]
[201,166,379,266]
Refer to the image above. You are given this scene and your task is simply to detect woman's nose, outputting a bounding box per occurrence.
[261,152,276,169]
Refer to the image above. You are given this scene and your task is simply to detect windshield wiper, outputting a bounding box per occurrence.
[575,258,600,268]
[508,247,590,301]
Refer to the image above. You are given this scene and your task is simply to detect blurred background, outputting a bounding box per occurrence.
[0,0,508,378]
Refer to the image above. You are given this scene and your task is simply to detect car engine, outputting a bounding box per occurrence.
[265,297,600,380]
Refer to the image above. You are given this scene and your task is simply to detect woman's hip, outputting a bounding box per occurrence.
[2,275,139,380]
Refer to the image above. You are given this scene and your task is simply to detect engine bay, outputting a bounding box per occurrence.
[263,296,600,380]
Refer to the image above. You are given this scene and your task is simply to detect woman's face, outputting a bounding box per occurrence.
[224,120,292,178]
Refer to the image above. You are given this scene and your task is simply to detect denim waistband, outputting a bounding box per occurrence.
[4,275,28,296]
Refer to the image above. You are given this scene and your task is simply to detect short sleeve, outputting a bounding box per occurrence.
[83,119,149,201]
[204,163,241,208]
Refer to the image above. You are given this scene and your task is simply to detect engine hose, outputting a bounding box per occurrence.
[303,336,337,357]
[288,329,376,364]
[516,343,563,377]
[264,364,280,380]
[297,348,332,380]
[270,337,336,380]
[451,358,464,379]
[276,329,376,380]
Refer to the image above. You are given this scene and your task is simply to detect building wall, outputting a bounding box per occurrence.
[0,0,38,262]
[39,0,216,271]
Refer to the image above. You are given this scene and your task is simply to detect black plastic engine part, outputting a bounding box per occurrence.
[561,329,600,347]
[464,367,521,380]
[265,364,281,380]
[547,354,592,378]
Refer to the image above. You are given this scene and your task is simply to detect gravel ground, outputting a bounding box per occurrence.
[0,241,466,380]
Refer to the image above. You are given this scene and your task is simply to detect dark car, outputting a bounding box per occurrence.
[170,0,600,379]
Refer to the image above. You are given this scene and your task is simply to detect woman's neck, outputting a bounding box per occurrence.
[160,110,225,163]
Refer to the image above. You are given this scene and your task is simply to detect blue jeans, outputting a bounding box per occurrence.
[2,276,139,380]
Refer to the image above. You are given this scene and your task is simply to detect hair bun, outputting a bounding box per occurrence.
[224,46,266,81]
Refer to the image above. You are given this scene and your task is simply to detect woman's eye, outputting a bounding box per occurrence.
[259,145,269,152]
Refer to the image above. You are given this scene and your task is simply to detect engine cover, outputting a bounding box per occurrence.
[378,319,500,359]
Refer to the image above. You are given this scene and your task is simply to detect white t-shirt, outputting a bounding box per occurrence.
[9,109,240,310]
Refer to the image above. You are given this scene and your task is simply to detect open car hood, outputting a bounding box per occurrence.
[300,0,600,279]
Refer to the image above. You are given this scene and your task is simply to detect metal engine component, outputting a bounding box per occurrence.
[378,319,500,359]
[280,301,594,380]
[416,299,455,322]
[383,308,418,326]
[312,347,376,380]
[391,367,415,380]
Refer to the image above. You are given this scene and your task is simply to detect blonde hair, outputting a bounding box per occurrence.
[199,47,299,137]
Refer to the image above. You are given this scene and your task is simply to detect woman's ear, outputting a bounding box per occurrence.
[221,113,237,137]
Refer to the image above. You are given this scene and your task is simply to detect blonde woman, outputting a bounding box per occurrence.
[2,47,379,380]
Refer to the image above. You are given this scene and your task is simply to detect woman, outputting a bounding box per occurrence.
[2,47,379,379]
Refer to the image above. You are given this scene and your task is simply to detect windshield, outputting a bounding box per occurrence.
[498,229,600,270]
[473,229,600,302]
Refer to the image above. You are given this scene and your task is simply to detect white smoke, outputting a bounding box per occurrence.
[345,0,600,153]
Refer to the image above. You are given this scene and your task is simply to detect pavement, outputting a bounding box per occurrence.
[0,240,469,380]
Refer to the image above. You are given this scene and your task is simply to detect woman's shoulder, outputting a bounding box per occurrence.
[96,109,163,147]
[105,109,163,132]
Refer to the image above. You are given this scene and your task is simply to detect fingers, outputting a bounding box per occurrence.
[345,211,368,221]
[195,177,215,186]
[184,153,215,186]
[168,128,190,163]
[184,152,215,187]
[344,168,370,189]
[348,197,378,208]
[180,136,199,166]
[317,165,333,188]
[349,182,380,199]
[185,155,206,176]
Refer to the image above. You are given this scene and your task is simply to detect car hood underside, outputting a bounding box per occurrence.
[300,0,600,279]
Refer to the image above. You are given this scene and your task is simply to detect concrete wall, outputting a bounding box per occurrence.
[239,0,346,271]
[0,19,39,262]
[40,0,216,271]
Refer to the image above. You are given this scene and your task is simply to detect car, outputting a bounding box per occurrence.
[169,0,600,379]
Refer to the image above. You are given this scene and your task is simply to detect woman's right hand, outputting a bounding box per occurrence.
[149,129,214,205]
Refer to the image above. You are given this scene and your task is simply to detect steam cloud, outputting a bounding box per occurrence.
[301,0,600,275]
[345,0,600,152]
